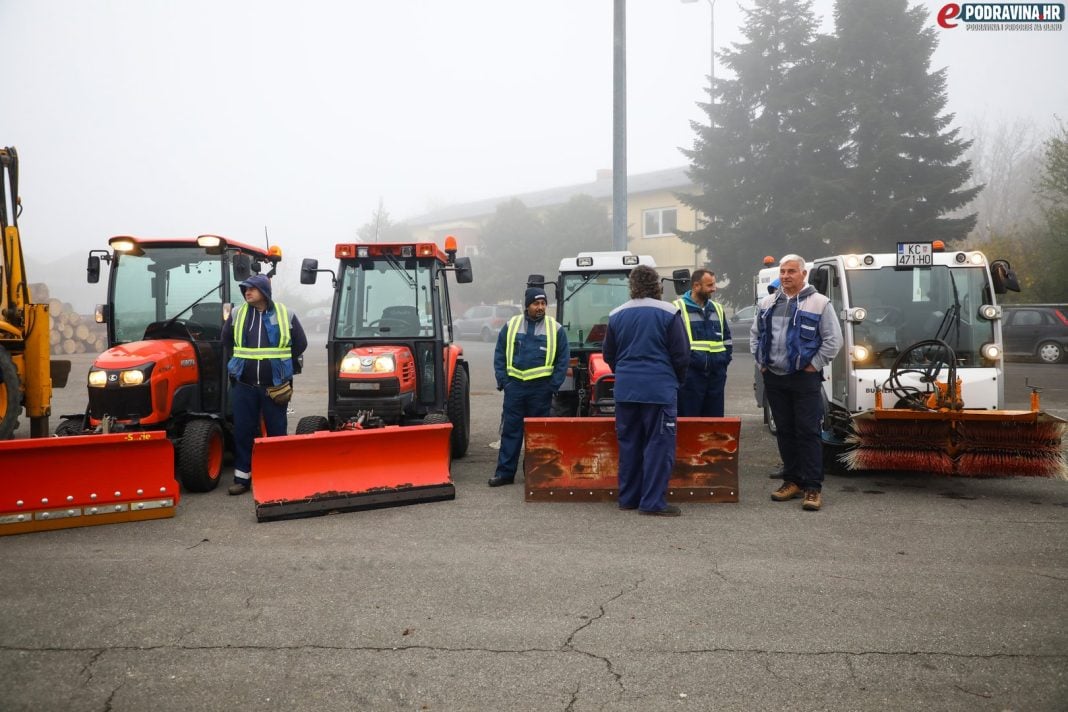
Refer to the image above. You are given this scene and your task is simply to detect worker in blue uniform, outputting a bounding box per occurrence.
[603,265,689,516]
[674,269,732,417]
[490,288,570,487]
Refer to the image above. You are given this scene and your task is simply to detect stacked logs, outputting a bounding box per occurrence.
[29,283,108,356]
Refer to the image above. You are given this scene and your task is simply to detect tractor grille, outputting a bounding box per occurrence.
[89,385,153,421]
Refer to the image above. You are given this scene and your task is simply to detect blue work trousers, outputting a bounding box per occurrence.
[763,370,824,491]
[230,381,288,482]
[678,362,728,417]
[615,402,677,513]
[495,381,553,480]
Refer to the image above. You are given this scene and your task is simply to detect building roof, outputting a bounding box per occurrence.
[405,166,691,227]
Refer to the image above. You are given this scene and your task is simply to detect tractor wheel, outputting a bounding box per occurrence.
[551,392,578,417]
[296,415,331,434]
[176,419,225,492]
[0,349,21,440]
[447,366,470,458]
[54,417,87,437]
[423,412,449,425]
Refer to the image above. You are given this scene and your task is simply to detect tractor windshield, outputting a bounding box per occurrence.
[334,259,435,338]
[112,247,235,344]
[559,271,632,350]
[846,265,995,368]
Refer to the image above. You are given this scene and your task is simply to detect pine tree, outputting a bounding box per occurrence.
[679,0,844,301]
[828,0,979,250]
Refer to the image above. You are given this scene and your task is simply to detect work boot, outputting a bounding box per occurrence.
[487,476,515,487]
[228,482,250,496]
[802,490,822,511]
[771,482,803,501]
[639,504,682,517]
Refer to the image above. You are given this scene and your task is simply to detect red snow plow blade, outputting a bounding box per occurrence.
[522,417,740,502]
[251,423,455,522]
[0,431,178,536]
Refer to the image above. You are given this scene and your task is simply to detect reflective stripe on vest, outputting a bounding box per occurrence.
[504,314,559,380]
[674,298,727,354]
[232,302,292,360]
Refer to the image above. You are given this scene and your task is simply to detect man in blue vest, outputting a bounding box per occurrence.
[751,255,841,511]
[674,269,732,417]
[604,265,689,516]
[222,273,308,495]
[490,288,570,487]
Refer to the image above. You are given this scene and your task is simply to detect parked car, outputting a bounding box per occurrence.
[1001,304,1068,364]
[454,303,522,342]
[730,304,758,331]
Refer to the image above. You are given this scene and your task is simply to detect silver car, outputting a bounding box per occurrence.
[454,304,522,342]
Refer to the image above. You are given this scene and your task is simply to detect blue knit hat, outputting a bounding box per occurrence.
[524,287,547,308]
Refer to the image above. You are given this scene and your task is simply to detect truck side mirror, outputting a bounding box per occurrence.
[232,254,252,282]
[87,255,101,284]
[454,257,473,284]
[526,274,545,287]
[671,269,690,296]
[990,260,1020,294]
[810,267,828,295]
[300,258,319,285]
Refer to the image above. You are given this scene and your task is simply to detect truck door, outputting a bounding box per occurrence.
[812,264,847,408]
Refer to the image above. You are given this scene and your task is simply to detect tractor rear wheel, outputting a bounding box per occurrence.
[296,415,331,434]
[0,349,21,440]
[447,366,470,458]
[177,419,224,492]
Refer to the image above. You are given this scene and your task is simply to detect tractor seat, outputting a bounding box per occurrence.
[379,305,421,335]
[188,302,223,340]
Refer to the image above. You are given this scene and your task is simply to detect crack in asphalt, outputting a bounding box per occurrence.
[78,648,105,687]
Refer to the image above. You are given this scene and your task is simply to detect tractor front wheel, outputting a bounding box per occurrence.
[177,419,224,492]
[296,415,331,434]
[447,366,470,458]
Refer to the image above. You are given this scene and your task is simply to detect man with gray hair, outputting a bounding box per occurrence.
[750,255,842,511]
[603,265,689,516]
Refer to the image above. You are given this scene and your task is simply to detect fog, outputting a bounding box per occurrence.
[3,0,1065,308]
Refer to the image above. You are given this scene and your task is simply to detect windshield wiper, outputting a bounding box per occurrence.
[382,253,417,289]
[165,283,222,327]
[563,272,602,304]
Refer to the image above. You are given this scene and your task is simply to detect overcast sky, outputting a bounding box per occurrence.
[3,0,1066,271]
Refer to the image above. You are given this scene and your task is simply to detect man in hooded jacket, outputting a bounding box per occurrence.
[222,273,308,495]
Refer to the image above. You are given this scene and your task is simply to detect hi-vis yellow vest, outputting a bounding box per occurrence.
[504,314,560,380]
[232,302,292,360]
[674,298,726,354]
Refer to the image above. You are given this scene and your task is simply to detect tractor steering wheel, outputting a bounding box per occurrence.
[368,318,408,332]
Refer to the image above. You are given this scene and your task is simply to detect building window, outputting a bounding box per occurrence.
[643,207,677,238]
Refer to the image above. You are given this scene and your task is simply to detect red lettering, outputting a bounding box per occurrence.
[937,3,961,28]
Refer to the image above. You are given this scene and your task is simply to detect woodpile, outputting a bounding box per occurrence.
[30,283,108,356]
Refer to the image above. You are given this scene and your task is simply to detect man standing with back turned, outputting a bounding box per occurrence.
[603,265,689,516]
[751,255,841,511]
[674,269,732,417]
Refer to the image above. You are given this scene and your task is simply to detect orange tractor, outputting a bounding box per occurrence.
[249,237,473,521]
[53,234,283,494]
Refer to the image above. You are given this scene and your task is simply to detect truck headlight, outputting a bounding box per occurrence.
[981,343,1001,361]
[88,370,107,387]
[852,345,872,363]
[979,304,1001,320]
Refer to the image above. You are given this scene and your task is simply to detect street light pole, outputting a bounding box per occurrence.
[612,0,627,251]
[681,0,717,98]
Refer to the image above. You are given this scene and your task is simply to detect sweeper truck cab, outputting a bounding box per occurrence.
[806,242,1063,478]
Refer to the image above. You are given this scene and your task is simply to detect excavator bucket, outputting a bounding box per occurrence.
[523,417,740,502]
[251,423,455,522]
[0,431,178,536]
[845,409,1067,479]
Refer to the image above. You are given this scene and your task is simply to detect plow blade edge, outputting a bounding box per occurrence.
[252,423,455,522]
[0,432,178,536]
[523,417,740,502]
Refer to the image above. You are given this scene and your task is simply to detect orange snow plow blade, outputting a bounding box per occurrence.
[251,423,455,522]
[523,417,740,502]
[0,431,178,536]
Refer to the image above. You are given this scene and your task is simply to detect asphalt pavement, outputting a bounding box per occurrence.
[2,335,1066,711]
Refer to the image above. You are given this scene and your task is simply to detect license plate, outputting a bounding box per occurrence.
[897,242,933,266]
[348,383,380,391]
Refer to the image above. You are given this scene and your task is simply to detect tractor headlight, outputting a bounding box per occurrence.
[852,345,872,363]
[120,369,145,385]
[371,354,396,373]
[339,354,363,374]
[88,370,108,387]
[981,343,1001,361]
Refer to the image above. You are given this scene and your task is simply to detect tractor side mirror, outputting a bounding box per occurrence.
[454,257,473,284]
[990,260,1020,294]
[87,255,101,284]
[526,274,559,300]
[300,258,319,285]
[671,269,690,296]
[232,254,253,282]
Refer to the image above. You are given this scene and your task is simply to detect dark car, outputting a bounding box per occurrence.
[454,304,522,342]
[1001,304,1068,364]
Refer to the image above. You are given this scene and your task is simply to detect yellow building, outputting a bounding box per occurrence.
[405,166,708,277]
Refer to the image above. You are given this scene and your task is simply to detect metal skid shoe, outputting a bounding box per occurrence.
[0,431,178,536]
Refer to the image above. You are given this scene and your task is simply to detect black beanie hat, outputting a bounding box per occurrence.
[524,287,547,308]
